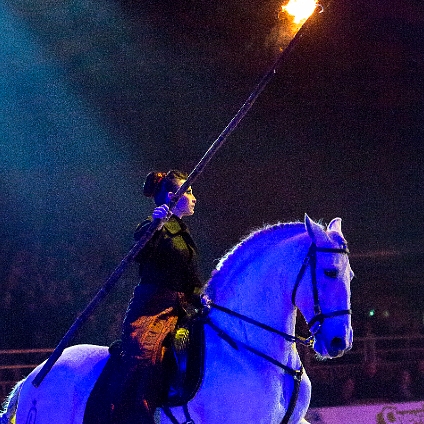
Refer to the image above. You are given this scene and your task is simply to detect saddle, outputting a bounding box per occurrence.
[163,313,205,406]
[83,315,205,424]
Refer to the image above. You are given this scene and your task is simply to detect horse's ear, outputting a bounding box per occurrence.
[328,218,344,237]
[304,214,325,242]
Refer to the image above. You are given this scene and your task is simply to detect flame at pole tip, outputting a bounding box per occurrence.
[282,0,319,24]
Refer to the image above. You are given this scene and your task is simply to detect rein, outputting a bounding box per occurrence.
[208,302,314,347]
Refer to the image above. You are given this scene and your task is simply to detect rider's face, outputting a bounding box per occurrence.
[171,180,196,218]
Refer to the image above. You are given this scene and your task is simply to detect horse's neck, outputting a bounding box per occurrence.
[209,250,301,365]
[211,230,307,361]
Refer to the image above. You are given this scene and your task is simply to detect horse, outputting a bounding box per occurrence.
[1,214,353,424]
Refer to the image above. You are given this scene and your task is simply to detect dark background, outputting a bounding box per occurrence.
[1,0,423,347]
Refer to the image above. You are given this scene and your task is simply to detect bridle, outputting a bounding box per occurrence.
[207,242,351,348]
[203,241,351,424]
[291,242,352,337]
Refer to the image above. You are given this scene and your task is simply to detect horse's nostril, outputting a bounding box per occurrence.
[330,337,346,352]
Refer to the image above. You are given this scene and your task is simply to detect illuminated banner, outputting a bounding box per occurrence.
[307,401,424,424]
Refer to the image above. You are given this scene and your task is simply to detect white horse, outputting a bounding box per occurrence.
[1,215,353,424]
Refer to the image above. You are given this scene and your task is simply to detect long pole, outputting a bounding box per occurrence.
[32,5,321,388]
[171,6,322,203]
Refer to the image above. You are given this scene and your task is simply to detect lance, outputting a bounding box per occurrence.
[32,3,322,388]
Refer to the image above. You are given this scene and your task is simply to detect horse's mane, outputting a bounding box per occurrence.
[207,221,308,293]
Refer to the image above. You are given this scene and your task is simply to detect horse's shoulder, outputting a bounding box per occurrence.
[64,344,109,356]
[48,344,110,377]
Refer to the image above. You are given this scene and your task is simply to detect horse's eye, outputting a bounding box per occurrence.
[324,269,338,279]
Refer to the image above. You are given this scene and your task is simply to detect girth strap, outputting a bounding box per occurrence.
[281,368,303,424]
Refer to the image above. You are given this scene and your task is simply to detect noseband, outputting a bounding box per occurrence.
[291,242,352,335]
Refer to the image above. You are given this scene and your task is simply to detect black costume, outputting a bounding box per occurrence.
[124,214,202,334]
[84,215,203,424]
[116,215,203,423]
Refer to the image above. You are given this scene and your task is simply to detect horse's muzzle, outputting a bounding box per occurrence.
[328,337,350,358]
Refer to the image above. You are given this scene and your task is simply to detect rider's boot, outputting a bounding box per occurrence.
[110,357,162,424]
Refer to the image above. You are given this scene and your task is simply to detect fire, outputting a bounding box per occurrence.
[281,0,318,24]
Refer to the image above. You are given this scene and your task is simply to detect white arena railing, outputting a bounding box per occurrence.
[0,348,53,401]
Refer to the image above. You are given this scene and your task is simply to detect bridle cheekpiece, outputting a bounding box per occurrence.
[291,242,352,337]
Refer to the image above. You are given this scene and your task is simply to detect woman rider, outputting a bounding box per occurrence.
[114,170,204,423]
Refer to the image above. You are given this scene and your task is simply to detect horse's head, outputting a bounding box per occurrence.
[293,215,354,359]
